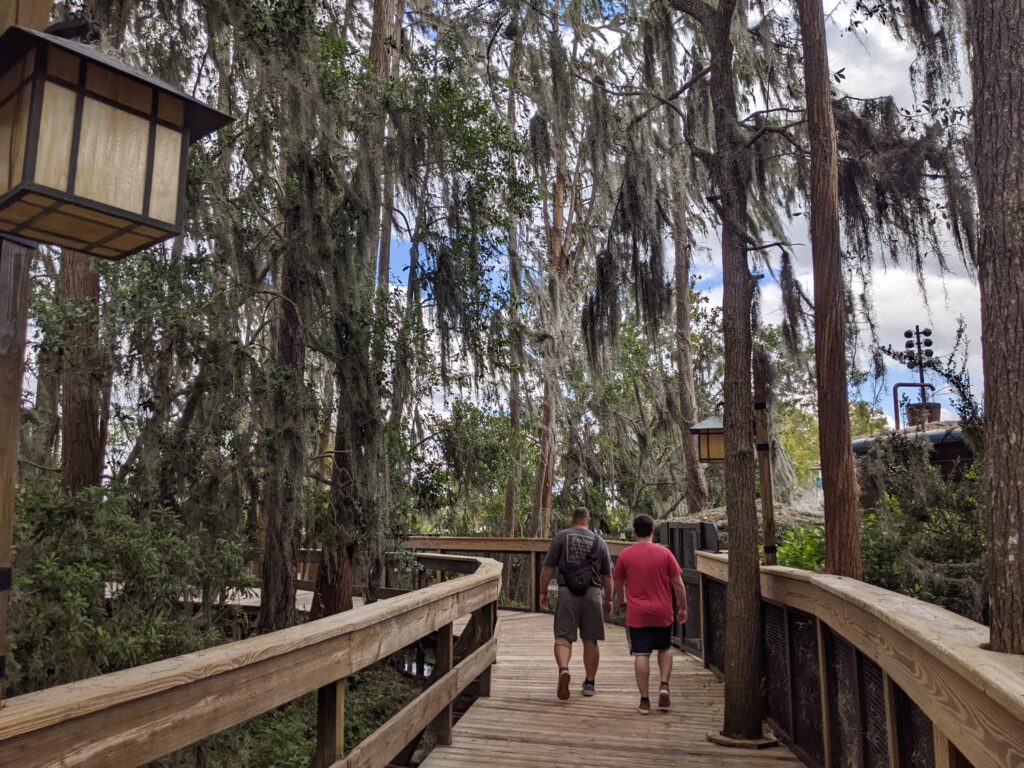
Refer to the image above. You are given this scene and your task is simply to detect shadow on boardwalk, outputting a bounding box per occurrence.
[420,611,803,768]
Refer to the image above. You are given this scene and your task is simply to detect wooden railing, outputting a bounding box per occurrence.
[697,552,1024,768]
[0,553,501,768]
[406,536,630,612]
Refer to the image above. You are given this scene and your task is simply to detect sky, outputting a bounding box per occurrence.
[384,7,981,427]
[694,11,980,425]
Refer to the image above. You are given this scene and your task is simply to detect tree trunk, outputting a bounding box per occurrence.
[797,0,863,580]
[60,250,103,493]
[257,242,306,632]
[659,35,709,515]
[503,22,525,538]
[969,0,1024,654]
[700,0,765,739]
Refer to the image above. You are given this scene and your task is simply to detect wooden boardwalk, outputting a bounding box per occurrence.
[421,611,803,768]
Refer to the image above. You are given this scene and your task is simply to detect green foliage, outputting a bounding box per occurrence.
[9,477,252,695]
[777,525,825,571]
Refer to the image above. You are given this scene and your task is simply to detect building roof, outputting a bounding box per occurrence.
[851,422,965,455]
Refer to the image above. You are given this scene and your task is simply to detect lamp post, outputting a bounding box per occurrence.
[691,354,778,565]
[900,326,940,427]
[0,11,231,702]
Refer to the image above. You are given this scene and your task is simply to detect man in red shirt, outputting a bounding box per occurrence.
[613,514,687,714]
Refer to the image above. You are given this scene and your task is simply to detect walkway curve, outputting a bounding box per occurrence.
[420,611,803,768]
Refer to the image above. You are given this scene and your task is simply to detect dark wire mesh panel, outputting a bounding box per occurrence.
[825,628,863,768]
[483,552,530,609]
[894,682,935,768]
[789,609,825,767]
[705,577,727,677]
[859,655,891,768]
[763,602,792,738]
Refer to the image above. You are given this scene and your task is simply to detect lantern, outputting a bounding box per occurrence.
[0,26,232,259]
[691,416,725,463]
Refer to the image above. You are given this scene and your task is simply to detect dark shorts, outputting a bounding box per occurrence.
[626,625,672,656]
[553,585,606,643]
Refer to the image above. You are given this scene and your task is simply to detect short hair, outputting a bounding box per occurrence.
[572,506,590,524]
[633,514,655,539]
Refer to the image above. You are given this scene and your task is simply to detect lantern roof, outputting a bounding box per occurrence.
[691,415,723,433]
[0,25,232,140]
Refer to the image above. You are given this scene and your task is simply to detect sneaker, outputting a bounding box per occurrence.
[638,697,651,715]
[557,668,571,700]
[582,680,596,697]
[658,685,670,711]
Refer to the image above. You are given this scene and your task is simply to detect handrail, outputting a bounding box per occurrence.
[697,551,1024,768]
[0,553,501,768]
[407,535,632,557]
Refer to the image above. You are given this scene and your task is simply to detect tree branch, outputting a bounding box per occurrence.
[669,0,713,24]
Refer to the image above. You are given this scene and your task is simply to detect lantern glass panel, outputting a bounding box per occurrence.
[0,26,231,259]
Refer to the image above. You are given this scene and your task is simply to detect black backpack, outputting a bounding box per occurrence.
[563,533,602,596]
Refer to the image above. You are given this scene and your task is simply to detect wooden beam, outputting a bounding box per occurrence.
[312,679,345,768]
[406,536,630,557]
[883,672,900,768]
[0,558,501,766]
[431,623,454,746]
[695,552,1024,768]
[0,0,51,34]
[816,618,832,768]
[331,638,496,768]
[0,239,33,705]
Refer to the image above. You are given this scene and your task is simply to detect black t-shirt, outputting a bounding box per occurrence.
[543,527,612,587]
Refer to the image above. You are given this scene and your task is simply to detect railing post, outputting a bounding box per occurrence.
[432,622,454,745]
[883,672,901,768]
[816,619,832,768]
[477,601,497,697]
[699,572,709,667]
[312,678,345,768]
[529,551,538,612]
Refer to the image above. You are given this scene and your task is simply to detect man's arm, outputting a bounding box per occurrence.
[539,564,555,610]
[602,574,614,616]
[671,573,688,625]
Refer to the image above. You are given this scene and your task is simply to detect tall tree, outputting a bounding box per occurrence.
[968,0,1024,654]
[796,0,862,579]
[60,252,104,492]
[671,0,763,740]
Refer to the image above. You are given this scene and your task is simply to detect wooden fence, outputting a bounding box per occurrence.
[405,536,630,612]
[0,553,501,768]
[698,552,1024,768]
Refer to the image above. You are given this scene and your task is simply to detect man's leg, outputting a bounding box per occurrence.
[634,653,650,699]
[555,638,573,669]
[656,647,673,684]
[582,640,599,681]
[656,627,673,711]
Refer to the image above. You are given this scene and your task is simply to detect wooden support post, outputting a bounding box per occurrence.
[753,352,778,565]
[699,573,710,666]
[934,730,971,768]
[477,601,497,697]
[312,678,345,768]
[529,551,538,612]
[816,619,833,768]
[882,671,900,768]
[431,622,454,745]
[0,239,33,705]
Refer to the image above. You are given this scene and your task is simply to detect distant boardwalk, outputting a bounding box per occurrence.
[421,611,802,768]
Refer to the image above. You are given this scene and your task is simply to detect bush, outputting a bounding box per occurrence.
[9,477,251,695]
[777,525,825,571]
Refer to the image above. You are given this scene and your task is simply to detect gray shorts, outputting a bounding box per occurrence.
[553,585,605,643]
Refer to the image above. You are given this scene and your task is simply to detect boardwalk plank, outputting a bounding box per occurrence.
[420,612,803,768]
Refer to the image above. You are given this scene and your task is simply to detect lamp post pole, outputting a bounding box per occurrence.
[753,351,777,566]
[0,0,52,705]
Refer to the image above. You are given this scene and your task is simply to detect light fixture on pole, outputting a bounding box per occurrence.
[0,25,232,259]
[691,415,725,463]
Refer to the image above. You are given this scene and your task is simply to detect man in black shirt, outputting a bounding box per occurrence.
[539,507,613,700]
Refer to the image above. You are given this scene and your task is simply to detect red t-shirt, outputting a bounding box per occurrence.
[613,542,682,628]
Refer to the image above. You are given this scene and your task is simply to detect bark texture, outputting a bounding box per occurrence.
[797,0,863,580]
[673,0,765,738]
[60,251,104,492]
[969,0,1024,654]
